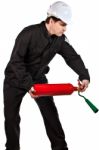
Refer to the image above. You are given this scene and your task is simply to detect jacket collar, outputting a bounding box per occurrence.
[40,21,57,43]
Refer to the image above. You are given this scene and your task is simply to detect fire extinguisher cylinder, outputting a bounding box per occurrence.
[33,83,78,96]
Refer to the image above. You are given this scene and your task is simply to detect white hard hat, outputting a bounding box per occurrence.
[47,1,72,24]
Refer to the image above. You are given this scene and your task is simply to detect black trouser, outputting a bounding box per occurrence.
[3,82,68,150]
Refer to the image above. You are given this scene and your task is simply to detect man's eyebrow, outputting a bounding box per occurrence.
[60,21,67,26]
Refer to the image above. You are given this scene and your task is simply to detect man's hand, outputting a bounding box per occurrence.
[28,87,39,98]
[78,79,89,92]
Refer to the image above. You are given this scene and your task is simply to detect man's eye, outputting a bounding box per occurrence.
[60,23,66,26]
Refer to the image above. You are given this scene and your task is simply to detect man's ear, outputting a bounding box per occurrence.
[49,18,54,24]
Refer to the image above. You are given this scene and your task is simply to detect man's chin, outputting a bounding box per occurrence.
[57,33,63,37]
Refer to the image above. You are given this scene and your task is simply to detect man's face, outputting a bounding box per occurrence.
[52,20,67,36]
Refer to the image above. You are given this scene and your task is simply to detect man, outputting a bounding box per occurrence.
[3,1,90,150]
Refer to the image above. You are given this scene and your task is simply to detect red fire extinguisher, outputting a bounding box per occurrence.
[33,83,78,96]
[32,83,98,113]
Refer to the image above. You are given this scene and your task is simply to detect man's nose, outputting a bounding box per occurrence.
[63,26,66,32]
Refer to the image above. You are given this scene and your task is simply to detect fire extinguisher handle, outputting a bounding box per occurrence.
[78,92,99,113]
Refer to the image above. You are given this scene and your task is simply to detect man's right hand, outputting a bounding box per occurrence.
[28,87,39,98]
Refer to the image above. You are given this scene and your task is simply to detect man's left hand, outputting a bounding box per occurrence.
[78,79,90,92]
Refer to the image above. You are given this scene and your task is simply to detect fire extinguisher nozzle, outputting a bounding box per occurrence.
[74,87,78,91]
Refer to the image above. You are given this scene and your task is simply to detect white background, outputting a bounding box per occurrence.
[0,0,99,150]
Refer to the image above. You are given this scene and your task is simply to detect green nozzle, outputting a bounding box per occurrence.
[78,92,98,113]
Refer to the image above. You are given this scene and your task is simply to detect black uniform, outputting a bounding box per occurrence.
[3,21,90,150]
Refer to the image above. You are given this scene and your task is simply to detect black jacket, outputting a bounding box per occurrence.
[4,21,90,91]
